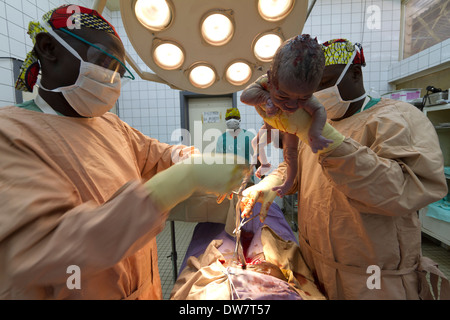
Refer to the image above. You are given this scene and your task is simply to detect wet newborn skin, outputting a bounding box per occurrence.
[252,122,298,197]
[242,34,330,197]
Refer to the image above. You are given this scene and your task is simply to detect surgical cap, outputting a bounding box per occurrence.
[226,108,240,119]
[321,39,366,67]
[16,4,121,92]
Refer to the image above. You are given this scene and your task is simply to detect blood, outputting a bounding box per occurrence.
[240,229,254,263]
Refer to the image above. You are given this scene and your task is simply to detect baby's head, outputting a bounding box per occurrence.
[268,35,325,111]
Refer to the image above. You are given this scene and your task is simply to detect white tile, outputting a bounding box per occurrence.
[418,55,428,70]
[428,48,441,66]
[0,84,15,103]
[0,67,13,86]
[441,42,450,63]
[0,2,6,19]
[5,4,24,28]
[7,21,25,43]
[9,38,26,59]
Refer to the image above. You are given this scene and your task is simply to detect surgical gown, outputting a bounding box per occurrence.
[0,103,185,299]
[274,98,448,299]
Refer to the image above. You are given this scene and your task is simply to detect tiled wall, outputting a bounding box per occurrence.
[1,0,448,149]
[388,38,450,83]
[303,0,402,96]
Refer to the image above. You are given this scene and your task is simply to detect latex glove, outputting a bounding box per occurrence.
[254,98,345,154]
[240,174,283,222]
[145,153,251,213]
[172,146,200,163]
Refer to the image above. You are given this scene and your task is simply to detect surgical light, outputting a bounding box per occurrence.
[135,0,172,31]
[254,33,283,62]
[189,65,216,89]
[116,0,310,94]
[201,12,234,46]
[258,0,294,21]
[226,62,252,86]
[153,42,184,70]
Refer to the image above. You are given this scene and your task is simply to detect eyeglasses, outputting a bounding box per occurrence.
[59,28,135,82]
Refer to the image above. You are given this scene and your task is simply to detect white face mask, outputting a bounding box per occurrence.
[314,47,366,120]
[226,119,241,130]
[37,25,121,118]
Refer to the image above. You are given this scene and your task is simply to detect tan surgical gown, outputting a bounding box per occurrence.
[0,103,185,299]
[275,98,449,299]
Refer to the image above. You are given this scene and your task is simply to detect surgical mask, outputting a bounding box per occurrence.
[314,47,366,120]
[226,119,241,130]
[37,24,130,117]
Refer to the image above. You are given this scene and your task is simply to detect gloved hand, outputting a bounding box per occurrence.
[254,98,345,154]
[173,146,200,163]
[145,153,250,213]
[240,174,283,222]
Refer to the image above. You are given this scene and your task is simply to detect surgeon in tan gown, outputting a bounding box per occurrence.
[0,6,249,300]
[240,39,450,299]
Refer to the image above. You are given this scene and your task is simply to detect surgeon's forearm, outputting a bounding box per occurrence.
[319,138,447,216]
[6,181,167,287]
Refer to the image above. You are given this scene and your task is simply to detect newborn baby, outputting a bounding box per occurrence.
[241,34,331,197]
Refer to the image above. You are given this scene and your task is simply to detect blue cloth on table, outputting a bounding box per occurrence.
[426,198,450,223]
[179,202,297,275]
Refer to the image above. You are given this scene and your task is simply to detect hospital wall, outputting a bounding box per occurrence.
[1,0,448,150]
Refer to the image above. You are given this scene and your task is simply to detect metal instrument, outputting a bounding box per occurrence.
[233,164,255,268]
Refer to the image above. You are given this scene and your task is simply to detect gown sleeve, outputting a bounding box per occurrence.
[319,102,447,216]
[0,119,182,288]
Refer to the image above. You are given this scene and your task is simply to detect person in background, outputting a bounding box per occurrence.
[216,107,256,164]
[239,38,450,300]
[0,5,249,300]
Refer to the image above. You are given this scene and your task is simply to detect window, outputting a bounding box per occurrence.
[401,0,450,59]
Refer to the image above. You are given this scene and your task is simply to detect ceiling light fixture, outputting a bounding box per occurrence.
[134,0,173,31]
[153,41,185,70]
[226,61,252,86]
[258,0,294,22]
[189,64,217,89]
[253,32,283,62]
[118,0,310,94]
[201,11,234,46]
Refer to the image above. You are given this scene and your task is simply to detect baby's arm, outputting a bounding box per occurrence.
[241,75,271,107]
[301,96,333,153]
[241,75,279,116]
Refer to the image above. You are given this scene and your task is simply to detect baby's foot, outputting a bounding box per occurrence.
[256,163,271,178]
[309,135,333,153]
[272,183,290,198]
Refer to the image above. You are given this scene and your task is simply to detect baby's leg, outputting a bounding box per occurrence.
[272,133,298,197]
[302,97,333,153]
[253,124,272,177]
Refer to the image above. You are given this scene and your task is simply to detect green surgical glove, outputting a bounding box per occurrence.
[254,103,345,155]
[240,174,283,222]
[145,154,250,213]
